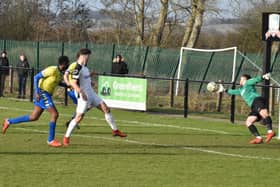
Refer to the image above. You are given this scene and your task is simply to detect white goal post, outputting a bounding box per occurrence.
[175,46,238,96]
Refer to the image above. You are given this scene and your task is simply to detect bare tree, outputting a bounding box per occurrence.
[151,0,169,46]
[133,0,145,45]
[181,0,206,47]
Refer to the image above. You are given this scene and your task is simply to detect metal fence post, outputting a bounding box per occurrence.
[30,67,34,102]
[36,41,40,73]
[142,46,149,75]
[184,78,189,118]
[230,83,236,123]
[111,44,116,73]
[9,66,13,93]
[3,40,6,51]
[170,79,174,107]
[61,42,64,56]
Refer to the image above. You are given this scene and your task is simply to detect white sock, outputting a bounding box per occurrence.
[105,113,117,130]
[65,119,77,137]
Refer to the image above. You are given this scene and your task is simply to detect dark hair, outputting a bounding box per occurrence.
[1,51,7,55]
[76,48,91,59]
[19,53,27,61]
[58,56,70,65]
[241,74,251,80]
[116,54,122,58]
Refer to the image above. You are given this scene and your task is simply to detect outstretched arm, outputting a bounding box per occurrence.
[227,89,241,95]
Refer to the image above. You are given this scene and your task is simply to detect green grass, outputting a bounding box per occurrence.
[0,98,280,187]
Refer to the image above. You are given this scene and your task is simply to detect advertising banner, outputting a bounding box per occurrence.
[98,76,147,111]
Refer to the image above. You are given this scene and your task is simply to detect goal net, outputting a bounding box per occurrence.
[175,47,264,95]
[176,46,280,140]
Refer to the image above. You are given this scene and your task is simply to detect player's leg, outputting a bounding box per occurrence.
[259,108,275,143]
[65,89,80,129]
[63,97,87,146]
[246,115,262,144]
[36,92,62,147]
[2,105,43,134]
[46,105,61,147]
[97,101,127,137]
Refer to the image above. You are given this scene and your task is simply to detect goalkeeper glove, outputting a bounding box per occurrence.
[262,73,271,80]
[216,84,225,93]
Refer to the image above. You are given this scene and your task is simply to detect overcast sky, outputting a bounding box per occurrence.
[86,0,238,18]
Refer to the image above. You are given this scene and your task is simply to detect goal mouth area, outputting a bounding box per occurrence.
[175,47,238,95]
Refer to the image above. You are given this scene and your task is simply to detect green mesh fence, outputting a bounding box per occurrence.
[114,44,147,75]
[179,49,237,83]
[4,40,37,68]
[87,43,114,73]
[145,47,179,78]
[2,39,280,85]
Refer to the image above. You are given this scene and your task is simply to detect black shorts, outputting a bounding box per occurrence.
[248,97,267,121]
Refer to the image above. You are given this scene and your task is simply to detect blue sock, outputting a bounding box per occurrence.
[8,115,30,125]
[48,122,56,142]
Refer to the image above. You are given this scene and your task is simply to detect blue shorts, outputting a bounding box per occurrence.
[34,91,55,110]
[67,89,77,104]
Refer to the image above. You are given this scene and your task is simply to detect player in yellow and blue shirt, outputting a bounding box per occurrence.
[2,56,70,147]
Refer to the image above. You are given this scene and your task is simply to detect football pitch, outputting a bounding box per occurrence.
[0,99,280,187]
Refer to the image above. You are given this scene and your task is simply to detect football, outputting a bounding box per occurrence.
[207,82,218,92]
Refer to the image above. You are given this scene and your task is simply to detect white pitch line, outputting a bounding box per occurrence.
[0,106,238,135]
[9,127,280,161]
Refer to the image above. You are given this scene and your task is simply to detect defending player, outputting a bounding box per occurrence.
[2,56,70,147]
[219,73,275,144]
[63,48,126,146]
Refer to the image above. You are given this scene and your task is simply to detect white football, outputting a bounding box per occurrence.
[207,82,218,92]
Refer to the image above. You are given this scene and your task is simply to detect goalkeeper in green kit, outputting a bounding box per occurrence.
[218,73,275,144]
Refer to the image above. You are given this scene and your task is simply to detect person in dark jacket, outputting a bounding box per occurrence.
[111,54,128,75]
[16,53,30,98]
[0,51,10,97]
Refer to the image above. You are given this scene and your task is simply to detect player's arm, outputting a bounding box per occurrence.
[34,72,44,101]
[227,89,241,95]
[63,71,71,87]
[71,64,87,100]
[245,76,262,86]
[70,79,87,101]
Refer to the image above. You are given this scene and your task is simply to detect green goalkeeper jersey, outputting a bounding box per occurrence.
[227,76,262,107]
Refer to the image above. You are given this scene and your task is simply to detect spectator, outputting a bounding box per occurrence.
[111,54,128,75]
[0,51,10,97]
[16,53,30,99]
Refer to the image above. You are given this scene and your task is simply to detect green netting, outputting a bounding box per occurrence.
[145,47,179,77]
[179,49,238,83]
[2,39,279,86]
[87,43,114,73]
[114,44,147,75]
[38,41,61,69]
[63,42,86,62]
[5,40,37,68]
[234,53,262,82]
